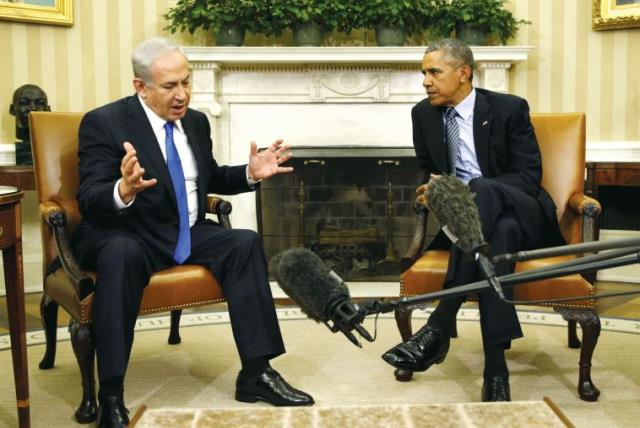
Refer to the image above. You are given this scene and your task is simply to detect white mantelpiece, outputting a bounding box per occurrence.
[184,46,532,231]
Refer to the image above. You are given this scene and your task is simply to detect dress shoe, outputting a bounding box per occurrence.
[481,375,511,402]
[381,325,450,372]
[96,395,129,428]
[235,367,314,406]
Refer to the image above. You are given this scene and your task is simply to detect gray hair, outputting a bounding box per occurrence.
[131,37,187,84]
[425,38,475,71]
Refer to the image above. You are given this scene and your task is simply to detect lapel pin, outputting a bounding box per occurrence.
[482,120,488,126]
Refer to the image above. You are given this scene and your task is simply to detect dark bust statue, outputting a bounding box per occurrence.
[9,84,51,165]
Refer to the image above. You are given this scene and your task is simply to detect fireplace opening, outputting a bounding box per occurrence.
[257,147,427,281]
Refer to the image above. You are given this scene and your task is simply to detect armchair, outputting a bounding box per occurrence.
[29,112,229,423]
[395,113,602,401]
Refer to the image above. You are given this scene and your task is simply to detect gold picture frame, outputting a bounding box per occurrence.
[0,0,73,26]
[593,0,640,30]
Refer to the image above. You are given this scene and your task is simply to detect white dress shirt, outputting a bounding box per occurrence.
[113,96,199,226]
[448,88,483,183]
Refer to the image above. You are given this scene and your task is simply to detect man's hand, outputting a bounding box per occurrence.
[118,142,157,204]
[247,139,293,181]
[415,174,442,208]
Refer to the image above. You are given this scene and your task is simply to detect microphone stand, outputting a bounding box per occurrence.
[357,245,640,317]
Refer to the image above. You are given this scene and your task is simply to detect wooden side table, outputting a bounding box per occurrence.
[0,187,29,427]
[0,166,35,191]
[585,162,640,198]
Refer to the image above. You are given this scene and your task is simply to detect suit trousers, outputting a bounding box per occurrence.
[83,220,285,382]
[428,177,554,348]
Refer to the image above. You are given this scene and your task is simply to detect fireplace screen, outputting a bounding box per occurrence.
[257,147,425,281]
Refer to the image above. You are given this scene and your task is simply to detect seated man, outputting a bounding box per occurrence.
[74,38,313,428]
[382,39,563,401]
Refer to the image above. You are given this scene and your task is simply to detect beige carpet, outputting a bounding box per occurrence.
[1,308,640,428]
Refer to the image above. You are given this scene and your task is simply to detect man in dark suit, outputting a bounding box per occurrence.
[382,39,563,401]
[75,38,313,428]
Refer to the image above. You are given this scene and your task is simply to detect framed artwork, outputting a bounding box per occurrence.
[593,0,640,30]
[0,0,73,26]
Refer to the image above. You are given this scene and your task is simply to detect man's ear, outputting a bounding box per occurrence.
[133,78,147,97]
[9,104,15,116]
[460,65,472,83]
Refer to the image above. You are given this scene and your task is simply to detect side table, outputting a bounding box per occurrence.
[0,187,29,427]
[0,165,35,191]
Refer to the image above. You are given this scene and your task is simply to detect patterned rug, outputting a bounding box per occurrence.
[1,307,639,427]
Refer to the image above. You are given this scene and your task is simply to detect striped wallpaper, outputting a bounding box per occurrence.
[0,0,638,144]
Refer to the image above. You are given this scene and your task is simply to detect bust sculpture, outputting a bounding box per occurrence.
[9,84,51,165]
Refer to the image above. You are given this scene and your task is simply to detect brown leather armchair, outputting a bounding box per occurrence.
[29,112,229,423]
[395,113,602,401]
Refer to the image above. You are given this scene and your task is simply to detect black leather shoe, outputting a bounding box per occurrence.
[481,375,511,402]
[235,367,314,406]
[96,396,129,428]
[381,325,450,372]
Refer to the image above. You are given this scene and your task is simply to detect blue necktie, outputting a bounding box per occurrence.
[164,122,191,264]
[445,107,460,175]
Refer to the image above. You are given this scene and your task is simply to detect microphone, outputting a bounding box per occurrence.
[425,175,506,300]
[270,248,374,347]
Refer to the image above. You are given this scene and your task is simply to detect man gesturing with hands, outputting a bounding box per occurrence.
[73,37,312,428]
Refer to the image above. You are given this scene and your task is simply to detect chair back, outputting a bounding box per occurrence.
[29,111,84,270]
[531,113,586,244]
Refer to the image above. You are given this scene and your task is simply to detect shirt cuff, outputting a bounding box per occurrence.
[114,178,135,210]
[246,165,262,186]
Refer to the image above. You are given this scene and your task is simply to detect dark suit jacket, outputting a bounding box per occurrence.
[412,87,562,247]
[74,95,253,270]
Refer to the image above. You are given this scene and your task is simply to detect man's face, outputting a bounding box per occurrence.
[10,87,50,129]
[421,50,471,107]
[134,50,191,121]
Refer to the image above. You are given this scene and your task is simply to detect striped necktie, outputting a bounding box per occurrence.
[445,107,460,175]
[164,122,191,264]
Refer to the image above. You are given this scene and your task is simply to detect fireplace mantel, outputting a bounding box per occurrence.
[185,46,532,64]
[183,46,532,231]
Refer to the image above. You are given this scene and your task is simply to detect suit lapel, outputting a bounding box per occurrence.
[473,91,492,176]
[126,96,177,206]
[424,105,449,173]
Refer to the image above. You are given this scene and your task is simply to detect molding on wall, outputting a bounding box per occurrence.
[597,229,640,283]
[586,141,640,162]
[0,144,16,165]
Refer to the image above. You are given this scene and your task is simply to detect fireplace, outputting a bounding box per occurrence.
[181,47,532,291]
[257,147,424,281]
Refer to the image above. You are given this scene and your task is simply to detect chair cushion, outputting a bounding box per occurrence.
[401,251,594,309]
[44,265,225,324]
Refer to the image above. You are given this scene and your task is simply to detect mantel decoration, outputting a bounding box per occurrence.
[354,0,441,46]
[165,0,259,46]
[593,0,640,30]
[164,0,528,47]
[429,0,530,45]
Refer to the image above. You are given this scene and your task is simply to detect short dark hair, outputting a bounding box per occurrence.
[425,38,475,71]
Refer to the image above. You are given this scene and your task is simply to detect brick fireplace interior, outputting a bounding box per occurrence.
[256,147,429,282]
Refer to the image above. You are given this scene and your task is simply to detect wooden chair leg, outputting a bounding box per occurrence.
[393,305,415,382]
[394,305,413,341]
[69,319,97,423]
[557,308,601,402]
[450,319,458,339]
[567,319,581,349]
[168,309,182,345]
[38,293,58,369]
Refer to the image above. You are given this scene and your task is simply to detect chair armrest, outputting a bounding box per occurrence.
[567,193,602,244]
[206,196,233,229]
[400,203,429,271]
[568,193,602,218]
[40,201,95,299]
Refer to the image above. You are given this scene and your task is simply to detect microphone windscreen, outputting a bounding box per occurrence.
[271,248,351,323]
[426,175,484,254]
